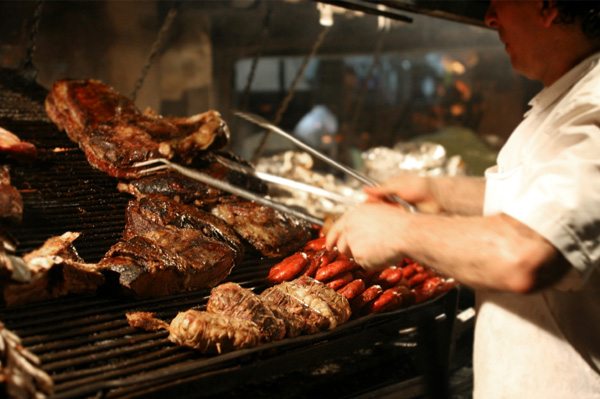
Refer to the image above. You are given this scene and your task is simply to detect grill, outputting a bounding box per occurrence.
[1,68,459,399]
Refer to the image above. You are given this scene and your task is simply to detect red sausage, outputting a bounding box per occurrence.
[337,279,366,301]
[303,236,326,251]
[371,266,404,289]
[421,277,442,292]
[315,259,358,282]
[401,263,418,279]
[408,271,430,287]
[267,252,308,284]
[300,250,324,278]
[350,284,383,313]
[366,286,403,313]
[318,248,339,269]
[326,271,354,290]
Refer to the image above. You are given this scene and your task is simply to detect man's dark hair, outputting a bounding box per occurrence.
[553,1,600,39]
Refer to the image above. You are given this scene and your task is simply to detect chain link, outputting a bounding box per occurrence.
[251,25,331,163]
[130,3,180,102]
[19,0,45,82]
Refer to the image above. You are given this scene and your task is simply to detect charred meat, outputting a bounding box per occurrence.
[99,231,237,298]
[210,199,313,258]
[2,232,104,307]
[45,79,229,178]
[123,194,244,264]
[117,151,268,207]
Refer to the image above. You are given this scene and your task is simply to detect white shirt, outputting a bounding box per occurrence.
[477,52,600,398]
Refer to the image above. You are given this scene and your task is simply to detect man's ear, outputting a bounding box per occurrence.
[541,0,560,27]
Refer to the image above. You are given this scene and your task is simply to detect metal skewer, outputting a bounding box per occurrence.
[235,110,416,212]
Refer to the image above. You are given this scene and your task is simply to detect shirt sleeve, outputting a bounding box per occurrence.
[501,98,600,287]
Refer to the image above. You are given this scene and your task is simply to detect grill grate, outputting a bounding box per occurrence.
[0,68,458,398]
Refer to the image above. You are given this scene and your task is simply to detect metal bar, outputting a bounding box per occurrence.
[235,111,417,212]
[134,159,324,226]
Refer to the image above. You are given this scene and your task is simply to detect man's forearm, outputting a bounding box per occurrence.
[429,176,486,216]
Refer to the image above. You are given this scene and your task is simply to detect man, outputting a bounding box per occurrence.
[326,1,600,398]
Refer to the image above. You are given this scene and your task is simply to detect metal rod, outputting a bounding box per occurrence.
[134,159,324,226]
[236,111,377,186]
[235,111,416,212]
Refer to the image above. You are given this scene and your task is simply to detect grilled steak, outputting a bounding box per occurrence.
[207,282,286,342]
[123,194,244,264]
[99,231,237,298]
[117,151,268,207]
[117,171,226,207]
[44,79,229,178]
[169,309,262,354]
[210,199,313,258]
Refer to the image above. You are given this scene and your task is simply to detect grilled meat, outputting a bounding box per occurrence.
[99,231,237,298]
[117,170,226,207]
[44,79,229,178]
[260,284,329,336]
[126,311,169,331]
[0,126,37,162]
[169,309,262,354]
[292,275,351,327]
[2,232,104,307]
[123,194,244,264]
[207,282,286,342]
[125,310,262,354]
[0,166,22,225]
[210,199,313,258]
[117,151,268,207]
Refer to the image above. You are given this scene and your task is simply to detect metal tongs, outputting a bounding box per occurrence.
[235,111,417,213]
[133,158,324,226]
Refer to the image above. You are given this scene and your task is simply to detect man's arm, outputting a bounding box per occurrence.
[364,175,486,216]
[326,203,571,293]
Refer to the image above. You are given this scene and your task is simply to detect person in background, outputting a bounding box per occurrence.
[326,1,600,397]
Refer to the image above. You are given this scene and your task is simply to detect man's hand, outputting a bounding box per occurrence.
[364,174,442,214]
[325,202,408,270]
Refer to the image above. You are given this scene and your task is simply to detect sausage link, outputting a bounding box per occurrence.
[326,271,354,290]
[337,279,366,301]
[371,266,404,289]
[350,284,383,313]
[300,250,324,278]
[315,259,358,282]
[303,236,326,251]
[366,286,403,314]
[408,271,430,287]
[267,252,308,284]
[401,263,418,279]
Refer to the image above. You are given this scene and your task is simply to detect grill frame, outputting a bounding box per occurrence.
[1,67,459,398]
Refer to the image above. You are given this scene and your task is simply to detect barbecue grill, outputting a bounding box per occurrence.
[1,67,460,399]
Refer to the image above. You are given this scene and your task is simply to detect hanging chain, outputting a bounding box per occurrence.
[239,4,273,113]
[19,0,45,82]
[349,30,386,137]
[251,25,331,163]
[231,4,273,136]
[130,3,180,102]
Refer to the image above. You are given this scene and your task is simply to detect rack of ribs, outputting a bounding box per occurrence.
[45,79,230,179]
